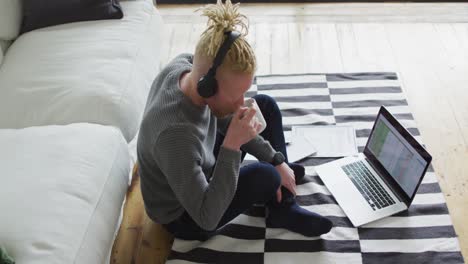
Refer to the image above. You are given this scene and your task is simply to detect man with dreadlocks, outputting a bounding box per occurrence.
[137,0,333,240]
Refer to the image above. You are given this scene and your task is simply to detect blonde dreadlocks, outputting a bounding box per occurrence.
[195,0,256,74]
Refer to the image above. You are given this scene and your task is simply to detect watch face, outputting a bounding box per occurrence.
[273,152,285,165]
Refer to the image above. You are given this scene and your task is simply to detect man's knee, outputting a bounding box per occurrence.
[253,94,281,117]
[250,162,281,194]
[253,94,276,107]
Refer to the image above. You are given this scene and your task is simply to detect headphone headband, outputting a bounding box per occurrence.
[197,31,241,98]
[211,31,241,72]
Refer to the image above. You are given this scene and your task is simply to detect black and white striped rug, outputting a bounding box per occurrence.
[167,73,465,264]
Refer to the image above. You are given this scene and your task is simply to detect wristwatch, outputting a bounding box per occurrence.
[270,152,285,166]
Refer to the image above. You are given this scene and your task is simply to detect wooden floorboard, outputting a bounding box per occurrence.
[111,3,468,263]
[158,2,468,23]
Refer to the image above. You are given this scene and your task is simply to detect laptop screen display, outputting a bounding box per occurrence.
[367,115,428,197]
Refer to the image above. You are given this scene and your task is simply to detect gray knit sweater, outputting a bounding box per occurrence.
[137,53,276,231]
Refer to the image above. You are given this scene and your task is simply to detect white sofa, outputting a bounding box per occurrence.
[0,0,164,263]
[0,124,130,263]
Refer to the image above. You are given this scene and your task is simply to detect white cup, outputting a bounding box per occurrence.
[243,98,267,134]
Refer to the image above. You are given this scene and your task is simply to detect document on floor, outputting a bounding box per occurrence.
[286,134,317,162]
[243,131,316,163]
[292,125,358,157]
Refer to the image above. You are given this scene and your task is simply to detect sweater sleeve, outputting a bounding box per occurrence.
[217,116,276,163]
[154,126,241,231]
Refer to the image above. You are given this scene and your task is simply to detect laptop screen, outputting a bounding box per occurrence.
[367,114,428,198]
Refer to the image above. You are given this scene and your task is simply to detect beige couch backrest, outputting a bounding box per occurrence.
[0,0,22,41]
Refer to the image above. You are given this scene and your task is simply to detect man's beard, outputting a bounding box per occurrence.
[212,110,227,119]
[211,107,231,119]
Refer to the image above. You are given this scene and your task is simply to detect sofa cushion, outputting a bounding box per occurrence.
[0,0,164,142]
[0,40,10,52]
[0,40,11,66]
[0,123,130,264]
[0,0,22,41]
[21,0,124,34]
[0,45,3,66]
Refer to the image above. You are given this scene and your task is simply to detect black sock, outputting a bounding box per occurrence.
[288,162,305,182]
[266,188,333,237]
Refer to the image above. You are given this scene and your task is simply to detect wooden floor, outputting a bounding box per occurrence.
[111,3,468,263]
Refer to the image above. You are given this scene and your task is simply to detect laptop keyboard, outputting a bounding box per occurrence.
[341,161,396,211]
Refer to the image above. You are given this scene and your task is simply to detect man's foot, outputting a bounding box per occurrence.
[288,162,306,182]
[266,202,333,237]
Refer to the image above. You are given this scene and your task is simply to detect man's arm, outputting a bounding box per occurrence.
[154,126,241,231]
[217,116,276,163]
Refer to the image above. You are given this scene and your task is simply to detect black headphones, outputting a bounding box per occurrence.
[197,31,241,98]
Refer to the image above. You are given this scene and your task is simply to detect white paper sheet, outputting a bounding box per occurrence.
[284,130,293,144]
[292,125,358,157]
[286,134,317,162]
[243,132,316,163]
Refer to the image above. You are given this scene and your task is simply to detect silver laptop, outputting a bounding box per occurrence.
[315,106,432,227]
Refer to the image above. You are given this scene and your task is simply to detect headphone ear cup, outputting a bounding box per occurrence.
[197,75,218,98]
[209,77,218,96]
